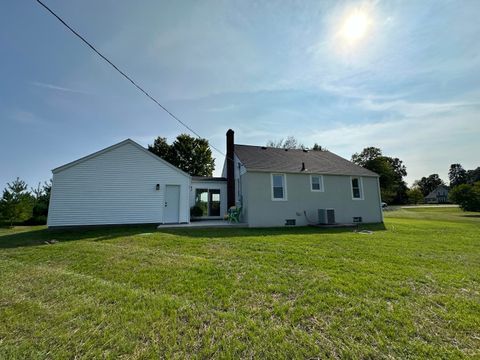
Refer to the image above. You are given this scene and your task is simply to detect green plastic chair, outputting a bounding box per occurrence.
[227,206,242,223]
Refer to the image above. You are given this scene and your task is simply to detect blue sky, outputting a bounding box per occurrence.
[1,0,479,189]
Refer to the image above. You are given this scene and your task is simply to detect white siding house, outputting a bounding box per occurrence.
[47,130,383,228]
[47,139,191,227]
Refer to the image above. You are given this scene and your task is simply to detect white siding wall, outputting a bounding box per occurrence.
[48,142,190,227]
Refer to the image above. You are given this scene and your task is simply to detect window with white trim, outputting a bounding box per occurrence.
[351,177,363,199]
[310,175,324,192]
[271,174,287,200]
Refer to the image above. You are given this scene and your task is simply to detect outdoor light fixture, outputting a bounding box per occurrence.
[156,184,160,191]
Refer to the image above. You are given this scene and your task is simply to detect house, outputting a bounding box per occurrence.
[47,130,383,228]
[222,130,383,227]
[424,185,449,204]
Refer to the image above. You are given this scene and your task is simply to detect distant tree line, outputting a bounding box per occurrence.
[0,178,51,227]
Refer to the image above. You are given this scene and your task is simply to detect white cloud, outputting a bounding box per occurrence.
[358,98,479,117]
[31,81,94,95]
[205,104,238,113]
[9,110,43,125]
[302,102,480,185]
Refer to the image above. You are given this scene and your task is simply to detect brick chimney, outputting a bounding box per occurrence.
[226,129,235,208]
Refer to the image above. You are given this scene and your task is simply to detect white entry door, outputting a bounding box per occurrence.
[164,185,180,223]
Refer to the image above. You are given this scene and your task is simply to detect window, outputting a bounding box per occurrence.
[271,174,287,200]
[310,175,324,192]
[351,177,363,200]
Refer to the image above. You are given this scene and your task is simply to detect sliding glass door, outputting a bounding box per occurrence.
[195,189,221,217]
[208,189,220,216]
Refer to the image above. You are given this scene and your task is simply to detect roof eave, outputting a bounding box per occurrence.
[242,168,380,177]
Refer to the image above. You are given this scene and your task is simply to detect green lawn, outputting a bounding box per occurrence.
[0,208,479,359]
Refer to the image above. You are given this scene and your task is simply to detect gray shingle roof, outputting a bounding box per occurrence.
[234,145,378,177]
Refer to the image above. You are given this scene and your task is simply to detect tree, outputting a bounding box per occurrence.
[448,164,467,188]
[312,143,326,151]
[0,178,33,227]
[351,147,383,166]
[148,137,170,160]
[29,180,52,224]
[466,167,480,184]
[266,136,305,149]
[449,182,480,212]
[148,134,215,177]
[351,147,408,204]
[413,174,445,197]
[407,188,423,204]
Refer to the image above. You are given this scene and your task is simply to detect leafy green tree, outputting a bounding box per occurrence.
[413,174,445,196]
[148,134,215,176]
[0,178,34,227]
[148,137,170,160]
[466,167,480,184]
[407,188,424,204]
[449,182,480,211]
[351,147,408,204]
[351,147,383,166]
[449,164,467,188]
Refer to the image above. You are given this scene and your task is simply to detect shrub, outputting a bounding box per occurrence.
[449,182,480,212]
[190,205,204,217]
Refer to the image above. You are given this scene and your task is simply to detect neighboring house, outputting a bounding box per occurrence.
[424,185,450,204]
[47,130,383,228]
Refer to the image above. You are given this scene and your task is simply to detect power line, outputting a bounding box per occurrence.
[35,0,227,157]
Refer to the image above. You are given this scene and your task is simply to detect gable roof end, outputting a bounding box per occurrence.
[52,139,191,178]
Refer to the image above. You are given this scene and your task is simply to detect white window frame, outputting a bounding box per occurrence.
[310,175,324,192]
[271,173,287,201]
[351,176,364,200]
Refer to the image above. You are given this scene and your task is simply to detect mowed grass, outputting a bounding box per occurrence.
[0,208,479,359]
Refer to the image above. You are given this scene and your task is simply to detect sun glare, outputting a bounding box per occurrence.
[341,11,370,42]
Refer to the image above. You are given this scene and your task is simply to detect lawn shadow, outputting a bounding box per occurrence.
[461,214,480,218]
[0,225,159,249]
[0,223,387,249]
[156,223,387,239]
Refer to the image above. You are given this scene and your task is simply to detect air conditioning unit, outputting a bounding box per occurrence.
[318,209,335,224]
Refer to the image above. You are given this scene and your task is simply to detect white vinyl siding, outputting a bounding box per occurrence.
[271,173,287,201]
[351,176,364,200]
[48,141,190,227]
[310,175,324,192]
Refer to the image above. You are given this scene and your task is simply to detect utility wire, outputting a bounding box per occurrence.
[35,0,227,158]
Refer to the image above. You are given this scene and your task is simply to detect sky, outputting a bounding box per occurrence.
[1,0,479,189]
